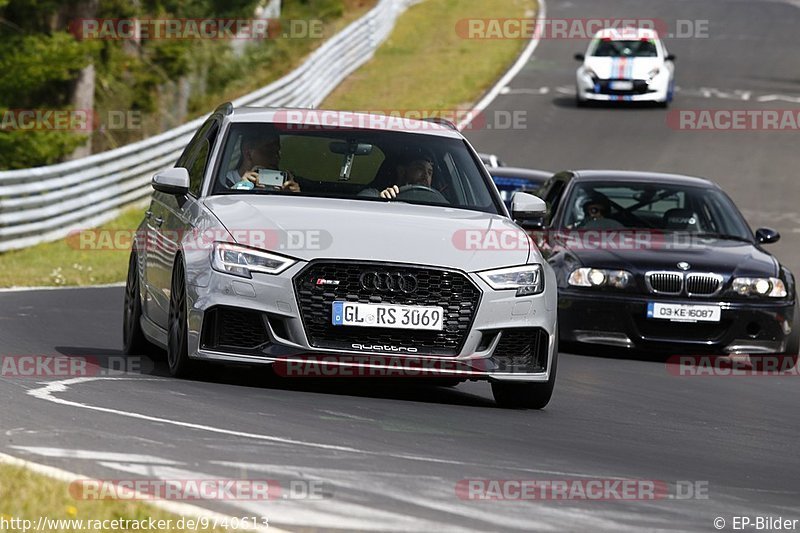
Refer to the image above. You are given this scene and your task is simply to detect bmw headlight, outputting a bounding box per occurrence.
[732,277,787,298]
[211,242,296,278]
[568,268,633,289]
[479,265,544,297]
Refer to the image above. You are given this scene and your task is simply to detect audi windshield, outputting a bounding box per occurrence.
[211,123,503,214]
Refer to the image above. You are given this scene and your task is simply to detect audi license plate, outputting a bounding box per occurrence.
[610,80,634,91]
[331,301,444,331]
[647,302,721,323]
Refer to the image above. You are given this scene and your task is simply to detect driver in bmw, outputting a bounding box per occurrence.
[379,156,434,199]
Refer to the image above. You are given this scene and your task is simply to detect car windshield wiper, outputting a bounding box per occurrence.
[690,232,753,243]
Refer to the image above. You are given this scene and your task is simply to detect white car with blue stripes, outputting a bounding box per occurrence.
[575,27,675,107]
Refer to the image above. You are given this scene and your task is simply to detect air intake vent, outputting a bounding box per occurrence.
[686,273,723,296]
[646,272,683,295]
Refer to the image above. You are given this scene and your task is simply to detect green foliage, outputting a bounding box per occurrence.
[0,129,88,169]
[0,0,96,168]
[0,0,361,169]
[0,32,91,106]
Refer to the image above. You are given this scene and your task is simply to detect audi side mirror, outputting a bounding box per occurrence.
[152,167,190,195]
[512,192,547,222]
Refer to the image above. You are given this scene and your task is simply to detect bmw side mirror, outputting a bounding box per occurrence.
[511,192,547,224]
[755,227,780,244]
[574,53,585,61]
[666,53,676,61]
[152,167,190,195]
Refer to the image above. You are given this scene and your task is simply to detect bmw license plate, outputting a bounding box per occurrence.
[610,80,634,91]
[332,301,444,331]
[647,302,721,323]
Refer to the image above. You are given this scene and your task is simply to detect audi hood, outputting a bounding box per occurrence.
[203,195,534,271]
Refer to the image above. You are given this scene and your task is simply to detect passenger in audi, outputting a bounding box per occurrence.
[224,130,301,192]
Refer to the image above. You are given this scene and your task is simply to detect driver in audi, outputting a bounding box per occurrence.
[379,156,434,199]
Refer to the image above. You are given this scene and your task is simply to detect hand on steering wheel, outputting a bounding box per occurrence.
[379,184,443,200]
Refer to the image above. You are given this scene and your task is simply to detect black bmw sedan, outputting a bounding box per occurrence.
[533,170,799,365]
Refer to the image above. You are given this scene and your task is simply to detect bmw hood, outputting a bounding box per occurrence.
[583,56,661,80]
[203,195,533,271]
[560,237,778,278]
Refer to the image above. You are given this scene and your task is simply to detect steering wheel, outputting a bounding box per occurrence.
[395,184,448,203]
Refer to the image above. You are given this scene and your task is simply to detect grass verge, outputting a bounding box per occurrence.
[0,0,537,288]
[0,207,145,288]
[0,463,231,532]
[322,0,537,110]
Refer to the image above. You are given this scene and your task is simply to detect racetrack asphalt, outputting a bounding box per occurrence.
[3,0,800,531]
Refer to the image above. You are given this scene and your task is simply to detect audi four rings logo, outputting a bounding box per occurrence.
[360,272,419,293]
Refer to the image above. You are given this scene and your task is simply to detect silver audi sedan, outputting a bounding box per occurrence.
[123,104,558,408]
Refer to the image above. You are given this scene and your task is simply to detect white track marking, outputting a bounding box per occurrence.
[0,282,124,293]
[317,409,376,421]
[0,451,275,532]
[26,377,478,465]
[207,462,637,532]
[98,462,458,532]
[9,446,179,464]
[27,377,637,477]
[457,0,547,130]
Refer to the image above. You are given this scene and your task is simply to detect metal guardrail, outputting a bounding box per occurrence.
[0,0,420,252]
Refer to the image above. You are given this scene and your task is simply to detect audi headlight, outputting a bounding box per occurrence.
[479,265,544,297]
[211,242,296,278]
[568,268,633,289]
[732,277,787,298]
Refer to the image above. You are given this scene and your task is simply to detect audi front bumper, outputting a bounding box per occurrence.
[184,260,558,382]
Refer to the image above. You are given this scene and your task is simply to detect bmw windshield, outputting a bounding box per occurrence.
[561,181,753,240]
[211,123,503,215]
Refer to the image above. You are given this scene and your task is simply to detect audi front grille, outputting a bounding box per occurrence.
[292,261,481,356]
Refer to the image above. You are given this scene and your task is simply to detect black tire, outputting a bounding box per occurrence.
[123,252,152,355]
[167,259,194,378]
[575,95,587,108]
[491,333,558,409]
